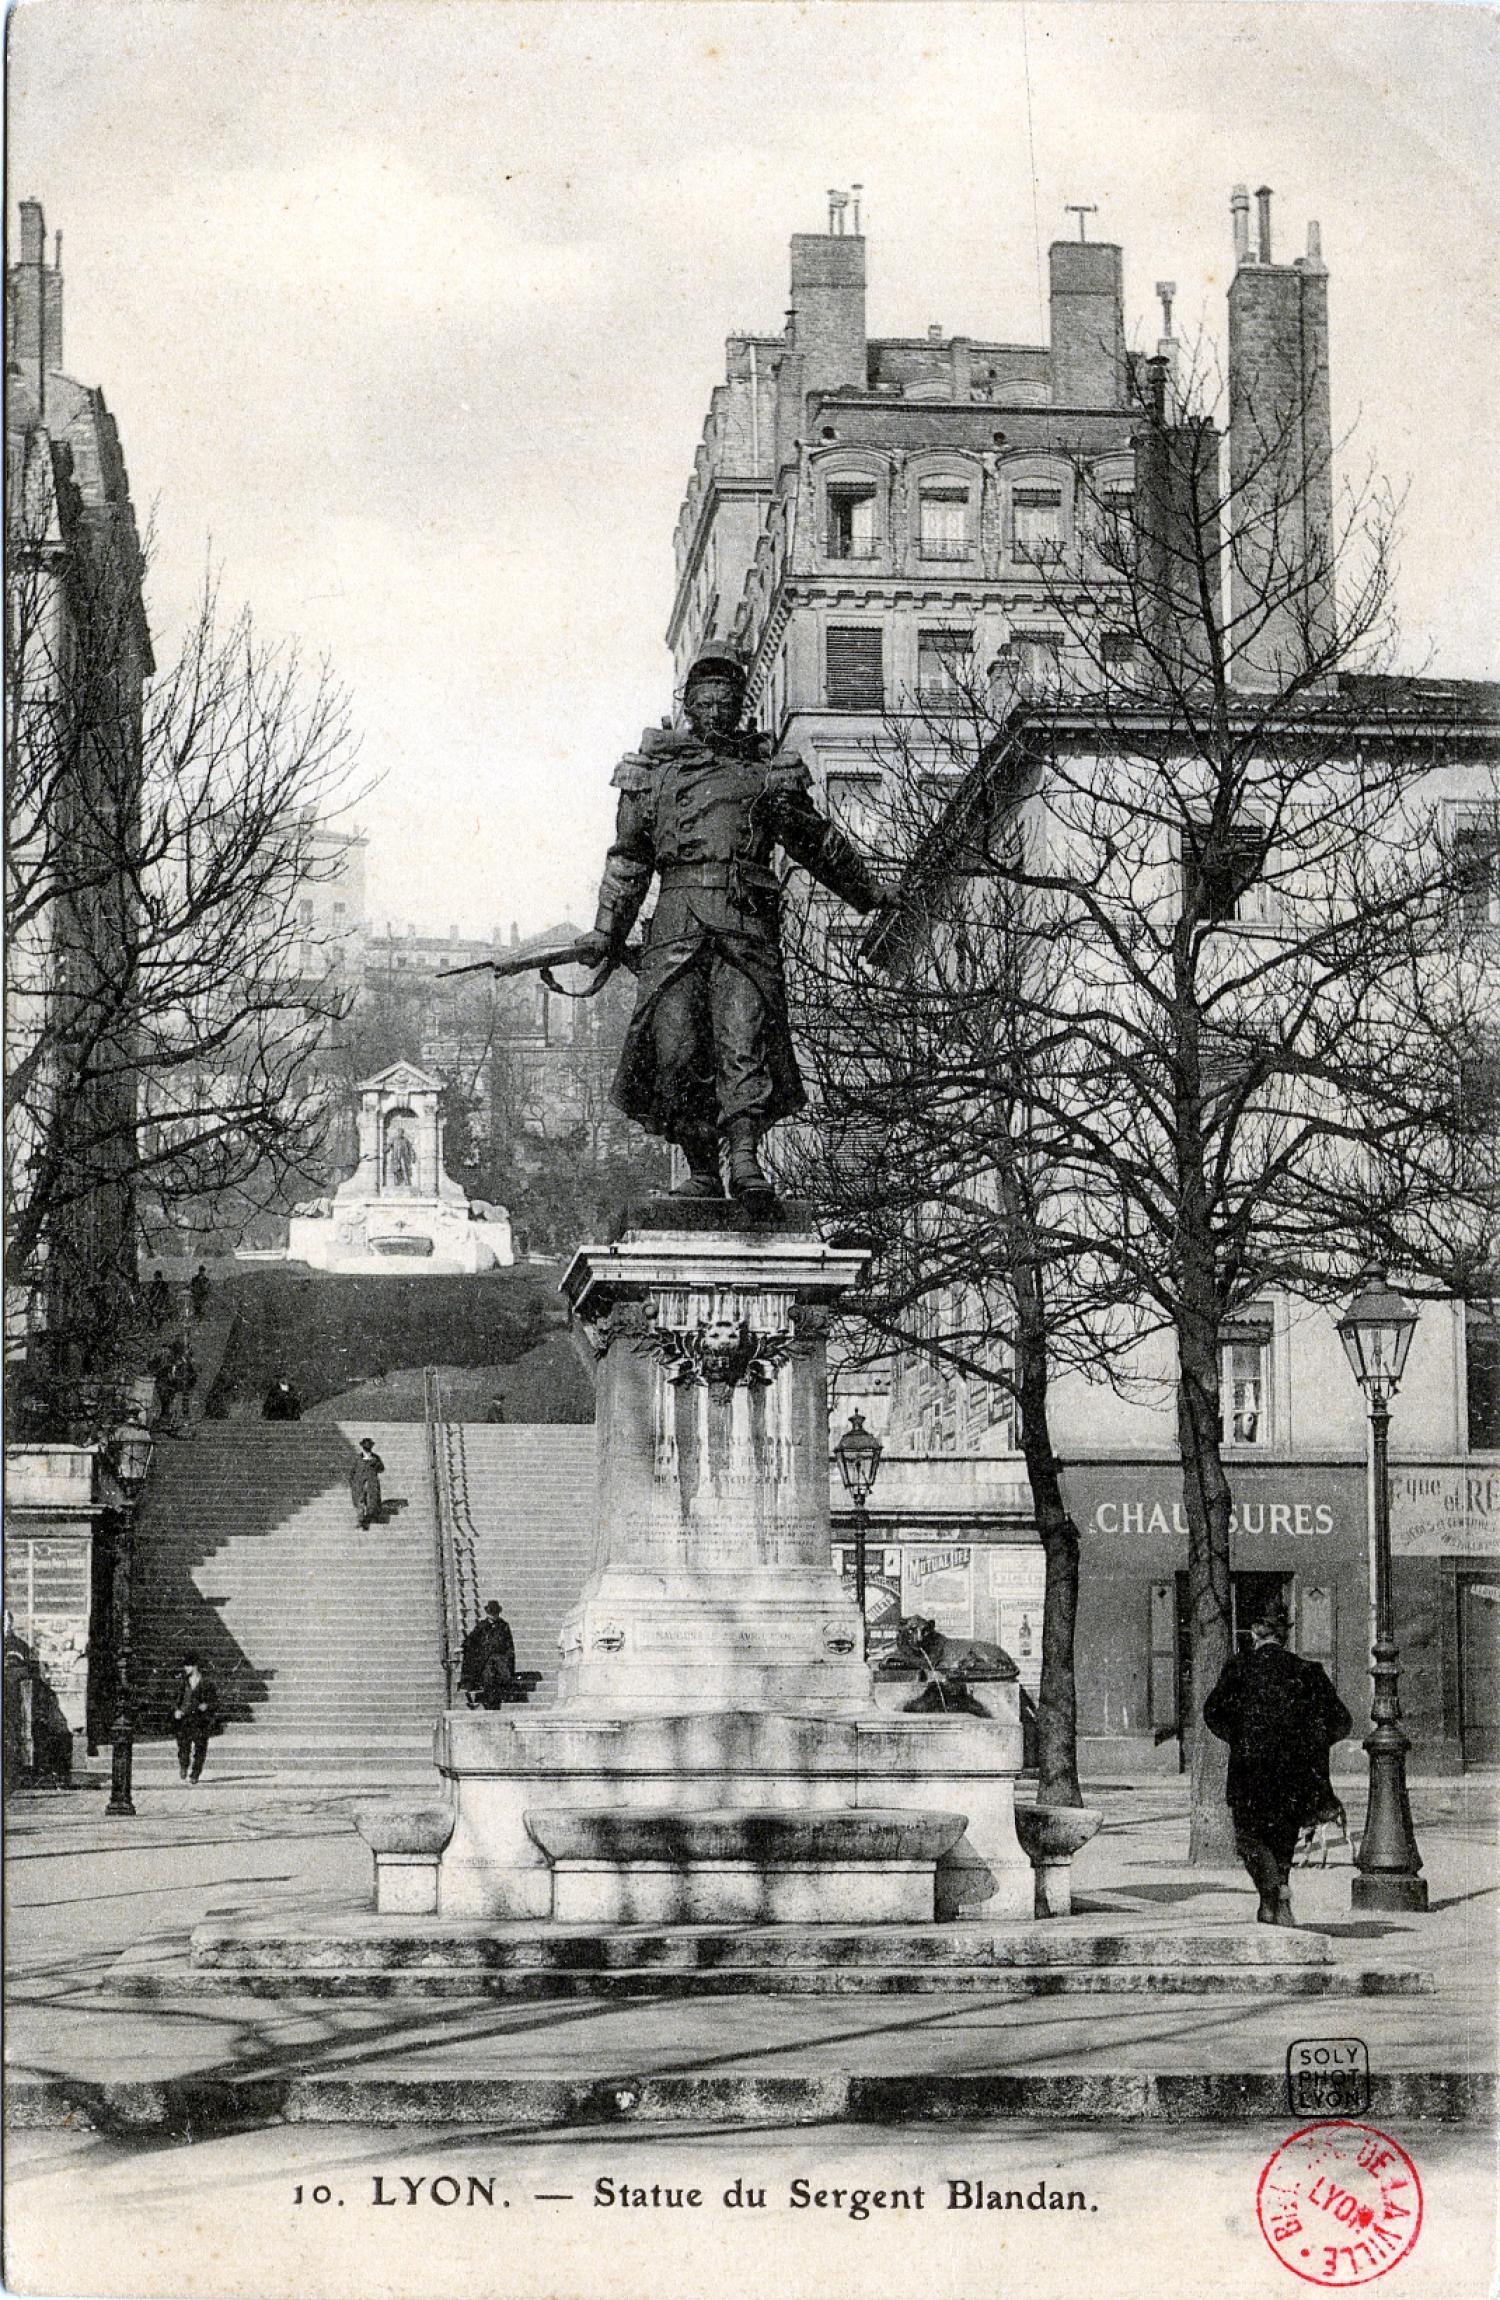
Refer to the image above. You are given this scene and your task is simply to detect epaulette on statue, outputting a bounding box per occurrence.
[611,722,710,790]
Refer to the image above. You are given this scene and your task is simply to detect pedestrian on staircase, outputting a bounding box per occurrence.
[459,1601,516,1708]
[350,1438,385,1529]
[262,1375,302,1421]
[171,1654,221,1783]
[1202,1599,1352,1927]
[189,1264,211,1321]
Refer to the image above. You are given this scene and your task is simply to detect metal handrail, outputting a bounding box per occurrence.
[442,1418,482,1636]
[422,1365,465,1705]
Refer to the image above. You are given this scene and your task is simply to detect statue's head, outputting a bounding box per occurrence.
[683,645,747,739]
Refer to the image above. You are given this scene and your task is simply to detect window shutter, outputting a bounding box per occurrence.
[826,626,884,710]
[1296,1582,1336,1672]
[1148,1579,1179,1729]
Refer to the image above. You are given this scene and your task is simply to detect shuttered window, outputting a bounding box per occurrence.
[825,626,884,711]
[1013,485,1065,560]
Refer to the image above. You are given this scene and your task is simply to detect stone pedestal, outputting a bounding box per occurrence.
[422,1204,1034,1933]
[432,1700,1032,1923]
[555,1217,871,1713]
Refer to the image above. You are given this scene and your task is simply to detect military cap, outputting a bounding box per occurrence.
[684,644,747,692]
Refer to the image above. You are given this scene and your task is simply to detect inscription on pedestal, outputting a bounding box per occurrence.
[555,1226,874,1711]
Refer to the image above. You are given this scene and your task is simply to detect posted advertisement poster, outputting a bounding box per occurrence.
[4,4,1497,2299]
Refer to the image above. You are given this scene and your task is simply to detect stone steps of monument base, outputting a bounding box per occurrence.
[190,1917,1339,1973]
[110,1961,1429,2002]
[147,1913,1433,2000]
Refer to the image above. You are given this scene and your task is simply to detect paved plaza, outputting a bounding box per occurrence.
[5,1771,1495,2299]
[7,1772,1493,2120]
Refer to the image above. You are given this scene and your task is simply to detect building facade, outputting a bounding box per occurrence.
[5,198,153,1388]
[668,187,1499,1774]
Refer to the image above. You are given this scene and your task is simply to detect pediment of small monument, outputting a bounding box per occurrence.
[357,1061,444,1097]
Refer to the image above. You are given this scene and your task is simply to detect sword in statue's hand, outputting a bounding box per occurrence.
[435,937,642,998]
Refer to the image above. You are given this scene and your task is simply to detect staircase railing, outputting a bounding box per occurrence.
[423,1365,478,1704]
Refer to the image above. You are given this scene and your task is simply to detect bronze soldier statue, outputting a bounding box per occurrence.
[571,646,883,1203]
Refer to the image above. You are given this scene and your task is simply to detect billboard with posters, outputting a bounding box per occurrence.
[831,1544,903,1653]
[901,1544,975,1639]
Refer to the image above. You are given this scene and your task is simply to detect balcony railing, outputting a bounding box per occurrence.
[825,535,882,560]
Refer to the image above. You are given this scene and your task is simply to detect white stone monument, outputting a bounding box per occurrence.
[429,1203,1033,1928]
[286,1062,513,1274]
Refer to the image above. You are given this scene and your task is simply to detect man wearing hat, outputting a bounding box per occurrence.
[574,646,883,1201]
[459,1600,517,1710]
[1203,1598,1352,1925]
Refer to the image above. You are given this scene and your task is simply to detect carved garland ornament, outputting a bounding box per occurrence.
[575,1288,812,1388]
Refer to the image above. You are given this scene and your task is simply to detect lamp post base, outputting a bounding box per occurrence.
[106,1726,135,1818]
[1351,1872,1429,1914]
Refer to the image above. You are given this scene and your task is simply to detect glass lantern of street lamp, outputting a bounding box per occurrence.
[110,1418,154,1499]
[1336,1269,1419,1399]
[834,1410,883,1505]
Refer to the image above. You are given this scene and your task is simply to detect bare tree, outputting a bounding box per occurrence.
[6,512,361,1398]
[784,685,1151,1808]
[786,335,1497,1850]
[901,346,1500,1858]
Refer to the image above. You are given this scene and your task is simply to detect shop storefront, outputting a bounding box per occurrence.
[1390,1463,1499,1768]
[1061,1455,1479,1775]
[826,1448,1490,1775]
[3,1445,104,1782]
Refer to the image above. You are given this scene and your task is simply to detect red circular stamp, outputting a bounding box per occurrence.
[1257,2122,1423,2285]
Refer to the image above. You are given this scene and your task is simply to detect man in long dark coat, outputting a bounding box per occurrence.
[459,1601,516,1709]
[1203,1600,1352,1925]
[572,646,884,1202]
[349,1438,385,1529]
[170,1653,221,1784]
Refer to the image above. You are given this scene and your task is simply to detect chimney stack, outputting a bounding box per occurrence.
[1231,183,1251,266]
[789,204,867,396]
[1048,231,1126,406]
[1227,181,1333,685]
[8,198,64,394]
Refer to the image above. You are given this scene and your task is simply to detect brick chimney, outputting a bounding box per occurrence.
[788,215,867,398]
[8,199,65,388]
[1048,238,1125,406]
[1227,185,1334,685]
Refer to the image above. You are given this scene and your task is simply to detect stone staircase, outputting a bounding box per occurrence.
[128,1420,599,1779]
[131,1423,446,1775]
[436,1424,596,1694]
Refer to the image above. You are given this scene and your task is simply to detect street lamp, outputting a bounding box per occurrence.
[834,1409,883,1657]
[1336,1269,1427,1913]
[104,1415,154,1819]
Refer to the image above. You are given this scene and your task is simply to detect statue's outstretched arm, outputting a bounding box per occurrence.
[769,761,883,914]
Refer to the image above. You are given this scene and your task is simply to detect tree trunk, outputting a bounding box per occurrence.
[1177,1331,1236,1863]
[1013,1267,1083,1806]
[1028,1446,1084,1807]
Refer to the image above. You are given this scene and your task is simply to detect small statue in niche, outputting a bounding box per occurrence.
[386,1123,417,1191]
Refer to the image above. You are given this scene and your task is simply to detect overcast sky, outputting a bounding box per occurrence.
[11,1,1499,937]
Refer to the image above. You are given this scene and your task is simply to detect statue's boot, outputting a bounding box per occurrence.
[671,1128,723,1199]
[725,1117,775,1205]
